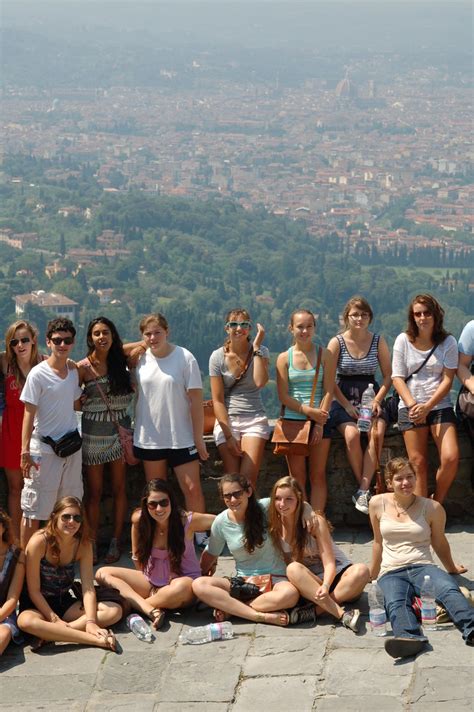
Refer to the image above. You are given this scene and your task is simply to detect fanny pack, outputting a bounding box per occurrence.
[41,429,82,458]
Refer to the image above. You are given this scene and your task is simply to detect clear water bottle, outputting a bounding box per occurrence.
[30,453,41,477]
[179,621,234,645]
[420,575,437,631]
[368,582,387,636]
[126,613,153,642]
[357,383,375,432]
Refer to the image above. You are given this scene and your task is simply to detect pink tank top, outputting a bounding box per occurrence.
[144,513,201,587]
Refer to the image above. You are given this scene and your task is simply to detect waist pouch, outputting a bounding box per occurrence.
[41,429,82,458]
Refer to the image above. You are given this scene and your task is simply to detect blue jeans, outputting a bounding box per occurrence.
[378,564,474,642]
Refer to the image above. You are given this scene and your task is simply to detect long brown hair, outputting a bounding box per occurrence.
[43,497,89,565]
[135,480,186,575]
[223,308,252,353]
[288,309,316,345]
[0,509,13,545]
[218,473,265,553]
[406,294,449,345]
[5,320,41,388]
[341,296,373,330]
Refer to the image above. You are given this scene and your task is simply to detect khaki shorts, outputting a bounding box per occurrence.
[21,448,83,521]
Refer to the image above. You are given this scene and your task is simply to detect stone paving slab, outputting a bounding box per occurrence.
[1,525,472,711]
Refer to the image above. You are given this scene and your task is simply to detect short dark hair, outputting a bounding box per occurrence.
[46,318,76,340]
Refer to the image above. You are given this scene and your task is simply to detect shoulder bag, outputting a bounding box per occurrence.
[272,347,322,457]
[386,344,437,424]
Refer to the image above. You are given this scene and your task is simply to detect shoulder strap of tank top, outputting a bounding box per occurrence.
[336,334,345,351]
[372,333,380,353]
[382,494,386,512]
[288,346,294,369]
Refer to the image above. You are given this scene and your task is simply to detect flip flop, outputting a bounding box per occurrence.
[149,608,166,630]
[103,629,122,654]
[213,609,230,622]
[255,610,289,627]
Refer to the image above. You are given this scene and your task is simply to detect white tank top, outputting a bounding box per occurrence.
[379,495,434,577]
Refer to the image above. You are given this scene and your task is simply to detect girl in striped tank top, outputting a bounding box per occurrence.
[328,296,392,515]
[276,309,336,512]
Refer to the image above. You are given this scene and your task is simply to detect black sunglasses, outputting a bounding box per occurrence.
[10,337,31,347]
[50,336,74,346]
[222,488,246,502]
[147,498,170,509]
[60,513,82,523]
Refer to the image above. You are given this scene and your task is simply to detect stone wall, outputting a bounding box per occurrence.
[2,425,471,539]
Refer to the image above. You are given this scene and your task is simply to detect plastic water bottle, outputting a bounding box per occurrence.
[179,621,234,645]
[29,454,41,478]
[126,613,153,642]
[357,383,375,432]
[420,575,437,631]
[368,582,387,636]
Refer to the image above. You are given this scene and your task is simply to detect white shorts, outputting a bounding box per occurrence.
[214,414,271,447]
[21,448,83,521]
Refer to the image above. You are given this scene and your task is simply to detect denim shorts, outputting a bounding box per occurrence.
[398,406,457,432]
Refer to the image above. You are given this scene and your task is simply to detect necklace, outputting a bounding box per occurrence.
[394,495,417,518]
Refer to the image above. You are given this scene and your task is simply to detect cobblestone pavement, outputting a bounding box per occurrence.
[1,526,473,711]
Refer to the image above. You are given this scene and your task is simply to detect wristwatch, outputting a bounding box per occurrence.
[253,348,264,357]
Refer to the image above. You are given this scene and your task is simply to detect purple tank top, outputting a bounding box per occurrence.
[144,513,201,587]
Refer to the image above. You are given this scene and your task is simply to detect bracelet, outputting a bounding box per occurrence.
[321,582,329,590]
[85,618,96,625]
[299,403,305,414]
[21,451,30,456]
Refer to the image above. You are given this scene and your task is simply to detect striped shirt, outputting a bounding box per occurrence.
[336,334,380,376]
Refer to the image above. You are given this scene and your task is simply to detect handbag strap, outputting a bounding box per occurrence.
[405,344,437,383]
[227,346,254,392]
[281,346,323,417]
[84,359,120,427]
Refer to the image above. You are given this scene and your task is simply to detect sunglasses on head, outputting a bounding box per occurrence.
[413,310,432,318]
[60,513,82,523]
[222,488,246,502]
[10,337,31,347]
[226,321,251,330]
[50,336,74,346]
[147,498,170,509]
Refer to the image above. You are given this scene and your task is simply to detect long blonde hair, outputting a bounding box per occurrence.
[5,320,41,388]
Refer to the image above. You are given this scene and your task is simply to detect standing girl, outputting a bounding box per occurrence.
[209,308,270,487]
[1,321,44,540]
[78,317,135,564]
[276,309,336,512]
[327,296,392,514]
[392,294,459,502]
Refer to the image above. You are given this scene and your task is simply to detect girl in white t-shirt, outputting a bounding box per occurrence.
[132,313,208,519]
[392,294,459,503]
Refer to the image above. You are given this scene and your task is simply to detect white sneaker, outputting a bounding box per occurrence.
[352,490,370,515]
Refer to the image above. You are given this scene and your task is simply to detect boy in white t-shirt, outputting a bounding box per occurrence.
[20,318,83,547]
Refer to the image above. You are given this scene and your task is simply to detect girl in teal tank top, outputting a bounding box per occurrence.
[276,309,336,512]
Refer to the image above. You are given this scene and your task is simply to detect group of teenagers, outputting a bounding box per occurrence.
[0,294,473,660]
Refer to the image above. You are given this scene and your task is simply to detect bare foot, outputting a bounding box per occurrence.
[255,610,289,626]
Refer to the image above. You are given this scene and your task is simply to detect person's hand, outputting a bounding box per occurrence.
[86,621,108,638]
[195,438,209,461]
[372,401,383,417]
[20,453,37,479]
[344,403,359,420]
[448,563,468,575]
[307,407,328,425]
[252,323,265,351]
[410,402,429,424]
[314,584,330,601]
[225,435,242,457]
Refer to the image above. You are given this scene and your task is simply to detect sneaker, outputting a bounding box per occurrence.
[352,490,370,515]
[384,636,428,659]
[289,602,317,625]
[340,608,361,633]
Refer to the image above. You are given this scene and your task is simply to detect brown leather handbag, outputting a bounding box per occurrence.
[272,347,322,457]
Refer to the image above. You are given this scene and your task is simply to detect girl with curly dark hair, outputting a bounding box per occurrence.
[17,497,122,652]
[96,480,215,630]
[392,294,459,502]
[192,473,300,626]
[78,317,135,564]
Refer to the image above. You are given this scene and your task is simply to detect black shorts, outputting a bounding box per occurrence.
[398,406,457,432]
[329,565,352,593]
[20,589,78,619]
[133,445,200,468]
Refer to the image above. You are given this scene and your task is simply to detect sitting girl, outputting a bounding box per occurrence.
[268,476,370,630]
[96,480,215,630]
[192,473,301,625]
[0,509,24,654]
[18,497,122,651]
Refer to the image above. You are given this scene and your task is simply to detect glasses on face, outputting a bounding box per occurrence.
[413,310,432,318]
[50,336,74,346]
[226,321,251,330]
[348,313,370,320]
[60,513,82,523]
[147,498,170,509]
[222,488,246,502]
[10,337,32,347]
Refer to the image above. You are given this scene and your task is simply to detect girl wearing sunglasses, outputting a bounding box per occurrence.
[77,317,135,565]
[96,479,215,630]
[17,497,122,652]
[0,320,44,540]
[209,308,270,487]
[392,294,459,502]
[192,473,302,626]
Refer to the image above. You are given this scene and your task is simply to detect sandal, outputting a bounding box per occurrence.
[104,538,121,565]
[255,610,289,627]
[213,609,230,623]
[149,608,166,630]
[31,638,52,653]
[103,629,122,654]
